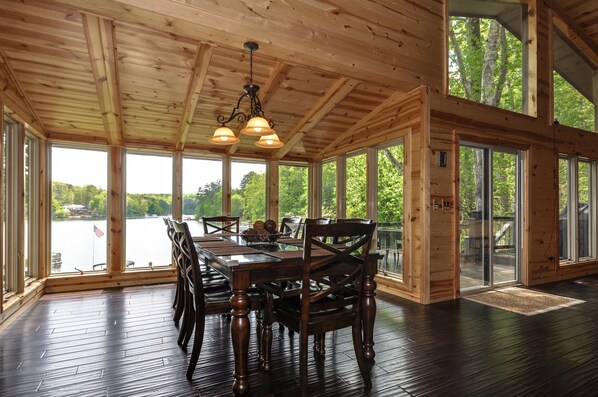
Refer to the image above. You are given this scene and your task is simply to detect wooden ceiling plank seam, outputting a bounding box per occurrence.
[314,90,410,161]
[0,51,46,134]
[273,77,359,159]
[175,43,214,151]
[227,61,293,155]
[82,13,124,146]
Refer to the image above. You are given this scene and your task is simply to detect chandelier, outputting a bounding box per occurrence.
[209,41,283,148]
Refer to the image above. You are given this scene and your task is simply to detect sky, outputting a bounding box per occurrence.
[51,147,266,194]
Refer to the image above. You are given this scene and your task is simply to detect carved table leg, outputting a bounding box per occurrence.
[362,273,377,361]
[230,288,250,395]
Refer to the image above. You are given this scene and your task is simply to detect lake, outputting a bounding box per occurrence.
[51,217,204,273]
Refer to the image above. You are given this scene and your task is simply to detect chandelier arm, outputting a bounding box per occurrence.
[216,92,250,126]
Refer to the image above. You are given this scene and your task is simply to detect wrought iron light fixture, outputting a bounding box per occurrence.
[209,41,283,148]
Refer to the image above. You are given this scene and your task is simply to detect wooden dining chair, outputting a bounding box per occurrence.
[172,220,262,380]
[279,216,302,238]
[202,216,240,235]
[259,222,376,396]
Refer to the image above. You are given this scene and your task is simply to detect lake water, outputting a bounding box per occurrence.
[51,217,204,273]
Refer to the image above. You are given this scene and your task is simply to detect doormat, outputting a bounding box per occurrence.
[464,287,584,316]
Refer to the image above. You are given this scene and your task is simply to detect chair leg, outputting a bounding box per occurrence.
[256,310,263,362]
[351,320,372,390]
[186,313,205,379]
[313,333,326,357]
[299,330,309,397]
[177,290,192,346]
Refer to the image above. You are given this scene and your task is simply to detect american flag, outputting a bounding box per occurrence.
[94,225,104,238]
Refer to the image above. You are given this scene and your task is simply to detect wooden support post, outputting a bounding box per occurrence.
[336,156,346,219]
[267,159,279,222]
[108,146,124,273]
[172,152,183,221]
[222,156,231,216]
[311,161,322,218]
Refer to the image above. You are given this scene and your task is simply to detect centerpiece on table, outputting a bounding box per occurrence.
[241,219,281,244]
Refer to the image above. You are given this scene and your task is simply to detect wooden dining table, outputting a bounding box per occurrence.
[194,234,381,396]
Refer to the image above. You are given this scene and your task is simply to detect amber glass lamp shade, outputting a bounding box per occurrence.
[240,116,275,136]
[255,133,284,148]
[209,126,240,145]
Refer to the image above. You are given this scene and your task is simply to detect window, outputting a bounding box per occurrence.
[377,143,404,278]
[231,160,266,226]
[321,160,336,219]
[24,135,40,279]
[345,153,367,219]
[2,120,8,295]
[553,28,596,131]
[559,156,596,262]
[279,164,308,220]
[448,1,527,114]
[51,146,108,273]
[183,157,222,235]
[125,152,172,269]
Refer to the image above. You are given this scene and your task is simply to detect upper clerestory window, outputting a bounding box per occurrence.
[448,0,530,115]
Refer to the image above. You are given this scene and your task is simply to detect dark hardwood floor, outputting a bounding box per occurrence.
[2,276,598,396]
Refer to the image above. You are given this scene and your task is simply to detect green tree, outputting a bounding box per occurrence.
[279,165,308,218]
[241,172,266,222]
[377,146,404,224]
[346,154,367,218]
[194,181,222,218]
[321,161,336,218]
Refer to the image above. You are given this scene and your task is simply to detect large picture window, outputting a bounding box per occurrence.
[51,146,108,273]
[125,152,172,269]
[377,143,404,278]
[448,1,527,114]
[345,152,367,219]
[183,157,222,235]
[231,160,266,226]
[279,164,308,220]
[321,160,336,219]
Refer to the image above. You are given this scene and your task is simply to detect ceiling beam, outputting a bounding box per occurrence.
[0,52,45,135]
[314,91,408,161]
[227,62,292,155]
[82,14,123,146]
[546,0,598,63]
[49,0,421,92]
[273,77,359,159]
[176,43,214,151]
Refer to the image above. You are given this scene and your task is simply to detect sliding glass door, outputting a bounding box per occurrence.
[459,143,522,290]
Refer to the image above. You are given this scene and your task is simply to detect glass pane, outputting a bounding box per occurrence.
[492,151,517,284]
[126,153,172,269]
[231,161,266,227]
[578,161,592,258]
[51,147,108,273]
[183,157,222,236]
[449,14,524,113]
[345,153,367,219]
[553,72,595,132]
[377,145,404,278]
[559,158,570,260]
[321,161,336,218]
[459,146,488,289]
[279,164,308,220]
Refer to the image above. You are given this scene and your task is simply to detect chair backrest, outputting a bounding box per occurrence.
[280,216,303,238]
[202,216,240,235]
[299,217,332,239]
[164,218,176,266]
[301,222,376,318]
[335,218,373,224]
[333,218,374,243]
[173,220,206,304]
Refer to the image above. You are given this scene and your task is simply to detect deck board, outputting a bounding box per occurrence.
[2,277,598,396]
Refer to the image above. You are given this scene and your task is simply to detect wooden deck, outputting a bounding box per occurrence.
[2,276,598,396]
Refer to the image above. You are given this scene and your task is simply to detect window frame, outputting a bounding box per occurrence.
[559,155,597,264]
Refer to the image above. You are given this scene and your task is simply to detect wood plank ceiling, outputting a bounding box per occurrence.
[0,0,597,161]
